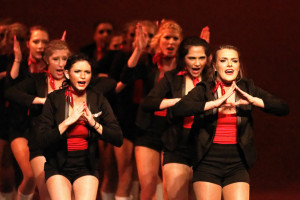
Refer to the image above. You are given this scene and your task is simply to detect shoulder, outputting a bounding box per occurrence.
[165,69,179,78]
[236,78,255,90]
[29,72,47,80]
[197,79,214,90]
[47,88,66,99]
[87,88,105,101]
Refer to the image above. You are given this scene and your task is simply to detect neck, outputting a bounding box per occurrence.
[70,86,86,96]
[216,78,233,87]
[161,57,175,69]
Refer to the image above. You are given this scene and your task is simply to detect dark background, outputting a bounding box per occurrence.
[1,0,299,198]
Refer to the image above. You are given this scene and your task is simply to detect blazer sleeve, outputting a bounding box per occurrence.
[97,95,123,147]
[172,82,207,117]
[141,75,171,112]
[38,93,66,148]
[5,74,38,107]
[247,79,289,116]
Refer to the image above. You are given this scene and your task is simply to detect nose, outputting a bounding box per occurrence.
[226,60,233,67]
[58,59,64,67]
[37,41,42,48]
[195,58,201,66]
[80,72,85,79]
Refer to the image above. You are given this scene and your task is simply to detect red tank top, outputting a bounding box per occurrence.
[67,120,89,151]
[213,112,237,144]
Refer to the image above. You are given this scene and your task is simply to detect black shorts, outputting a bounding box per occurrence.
[135,128,164,152]
[163,128,193,166]
[193,143,249,187]
[45,150,99,184]
[135,116,168,152]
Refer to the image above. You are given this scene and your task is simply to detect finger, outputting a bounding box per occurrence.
[61,30,66,41]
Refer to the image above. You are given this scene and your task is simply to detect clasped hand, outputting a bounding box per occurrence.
[215,82,256,108]
[67,102,96,127]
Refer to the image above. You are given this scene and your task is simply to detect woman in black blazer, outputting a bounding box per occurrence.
[38,54,122,200]
[141,36,211,200]
[5,39,71,200]
[172,45,289,200]
[6,25,49,200]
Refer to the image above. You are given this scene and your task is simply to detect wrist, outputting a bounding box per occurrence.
[14,60,21,63]
[92,120,97,128]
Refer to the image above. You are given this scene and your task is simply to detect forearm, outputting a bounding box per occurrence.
[159,98,181,110]
[127,47,143,68]
[32,97,46,105]
[252,97,264,108]
[10,60,21,79]
[58,118,73,134]
[204,100,218,111]
[92,121,103,135]
[0,71,6,80]
[115,81,126,93]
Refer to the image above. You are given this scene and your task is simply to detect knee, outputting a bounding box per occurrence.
[139,172,157,188]
[24,173,35,185]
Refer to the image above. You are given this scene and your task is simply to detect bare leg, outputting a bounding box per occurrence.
[114,138,134,198]
[73,175,99,200]
[0,140,15,194]
[10,138,35,194]
[135,146,160,200]
[163,163,192,200]
[46,175,72,200]
[30,156,50,200]
[222,182,249,200]
[193,181,222,200]
[98,141,117,200]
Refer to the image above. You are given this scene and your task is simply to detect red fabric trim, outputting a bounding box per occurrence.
[213,112,237,144]
[67,120,89,151]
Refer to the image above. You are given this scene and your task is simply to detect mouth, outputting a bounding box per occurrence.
[225,69,234,75]
[78,81,86,87]
[166,47,174,52]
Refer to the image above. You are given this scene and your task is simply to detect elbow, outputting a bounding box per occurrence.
[115,130,124,147]
[279,103,290,116]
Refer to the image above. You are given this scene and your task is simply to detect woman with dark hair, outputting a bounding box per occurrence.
[172,45,289,200]
[38,54,122,200]
[5,39,71,200]
[141,36,211,200]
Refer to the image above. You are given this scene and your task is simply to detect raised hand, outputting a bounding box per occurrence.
[13,35,22,62]
[200,26,210,43]
[134,23,148,51]
[61,30,66,41]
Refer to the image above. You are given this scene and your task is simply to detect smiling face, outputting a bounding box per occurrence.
[27,30,49,61]
[214,48,240,84]
[65,60,92,92]
[185,46,208,78]
[47,49,69,80]
[159,29,181,57]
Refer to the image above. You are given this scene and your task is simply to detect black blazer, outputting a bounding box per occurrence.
[141,70,186,150]
[172,78,289,169]
[38,88,123,170]
[120,53,163,130]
